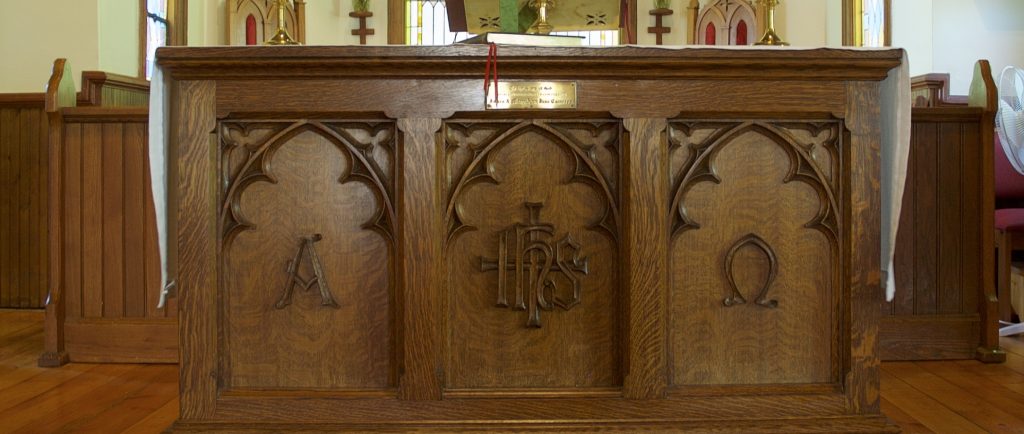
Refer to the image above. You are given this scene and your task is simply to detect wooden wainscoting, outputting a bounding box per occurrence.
[0,68,151,311]
[882,61,1000,362]
[39,59,173,366]
[77,71,151,108]
[0,94,48,309]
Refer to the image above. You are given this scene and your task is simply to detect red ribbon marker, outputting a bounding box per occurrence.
[484,43,499,105]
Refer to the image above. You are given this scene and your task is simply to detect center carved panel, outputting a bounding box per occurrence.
[444,119,621,390]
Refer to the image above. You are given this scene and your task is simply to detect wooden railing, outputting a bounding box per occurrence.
[881,60,1001,362]
[40,59,174,366]
[0,65,152,311]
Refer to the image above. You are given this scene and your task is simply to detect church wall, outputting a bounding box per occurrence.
[930,0,1024,95]
[305,0,388,46]
[99,0,141,78]
[892,0,933,78]
[0,0,101,93]
[825,0,842,46]
[775,0,829,47]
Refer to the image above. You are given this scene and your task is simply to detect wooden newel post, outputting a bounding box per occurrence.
[648,8,674,46]
[350,11,375,45]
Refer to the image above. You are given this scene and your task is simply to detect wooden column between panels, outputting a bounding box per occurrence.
[845,81,882,413]
[176,80,218,419]
[622,118,668,399]
[397,118,444,400]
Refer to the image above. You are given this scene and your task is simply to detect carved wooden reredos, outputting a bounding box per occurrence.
[228,0,307,45]
[692,0,763,45]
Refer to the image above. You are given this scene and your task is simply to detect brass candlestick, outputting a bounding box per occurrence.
[266,0,300,45]
[755,0,789,46]
[528,0,555,35]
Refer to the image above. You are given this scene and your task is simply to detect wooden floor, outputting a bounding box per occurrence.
[2,310,1024,433]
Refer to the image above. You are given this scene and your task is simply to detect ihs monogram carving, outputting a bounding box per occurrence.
[723,233,779,308]
[479,202,590,328]
[276,234,339,309]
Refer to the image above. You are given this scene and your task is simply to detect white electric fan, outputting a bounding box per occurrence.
[996,65,1024,337]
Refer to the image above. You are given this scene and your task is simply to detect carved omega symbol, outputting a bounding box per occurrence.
[479,202,590,328]
[275,234,340,310]
[723,233,779,308]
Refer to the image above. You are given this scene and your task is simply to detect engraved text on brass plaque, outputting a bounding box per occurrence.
[485,81,578,110]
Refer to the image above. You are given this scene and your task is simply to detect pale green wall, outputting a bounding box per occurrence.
[0,0,101,92]
[931,0,1024,95]
[892,0,933,78]
[99,0,141,77]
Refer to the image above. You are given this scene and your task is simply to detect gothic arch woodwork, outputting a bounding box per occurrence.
[668,120,841,246]
[443,118,623,390]
[228,0,306,45]
[444,120,621,245]
[694,0,760,46]
[220,120,396,249]
[218,118,397,390]
[668,119,845,386]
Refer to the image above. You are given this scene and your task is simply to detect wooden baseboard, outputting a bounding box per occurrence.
[169,416,899,433]
[880,314,979,361]
[64,318,177,364]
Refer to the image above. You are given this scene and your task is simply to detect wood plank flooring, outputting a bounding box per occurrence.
[2,309,1024,433]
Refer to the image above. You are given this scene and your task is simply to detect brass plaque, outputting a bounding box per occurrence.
[486,81,578,110]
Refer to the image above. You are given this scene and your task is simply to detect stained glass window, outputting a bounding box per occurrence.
[860,0,885,47]
[145,0,169,79]
[405,0,620,46]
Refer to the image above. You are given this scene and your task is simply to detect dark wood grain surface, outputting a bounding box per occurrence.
[0,99,47,310]
[160,46,900,432]
[881,62,1000,363]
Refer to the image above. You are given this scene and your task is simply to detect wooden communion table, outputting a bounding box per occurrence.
[158,45,904,432]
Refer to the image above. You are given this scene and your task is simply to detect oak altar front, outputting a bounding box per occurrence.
[159,46,902,433]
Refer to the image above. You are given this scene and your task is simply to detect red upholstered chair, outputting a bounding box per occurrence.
[994,134,1024,331]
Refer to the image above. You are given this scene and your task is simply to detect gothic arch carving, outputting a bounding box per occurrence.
[444,120,621,245]
[668,120,841,247]
[219,120,396,249]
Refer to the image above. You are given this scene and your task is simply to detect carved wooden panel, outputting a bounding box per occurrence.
[668,120,842,386]
[444,119,621,390]
[220,120,395,390]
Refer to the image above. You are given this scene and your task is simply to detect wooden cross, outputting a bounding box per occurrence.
[350,11,375,45]
[647,8,674,46]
